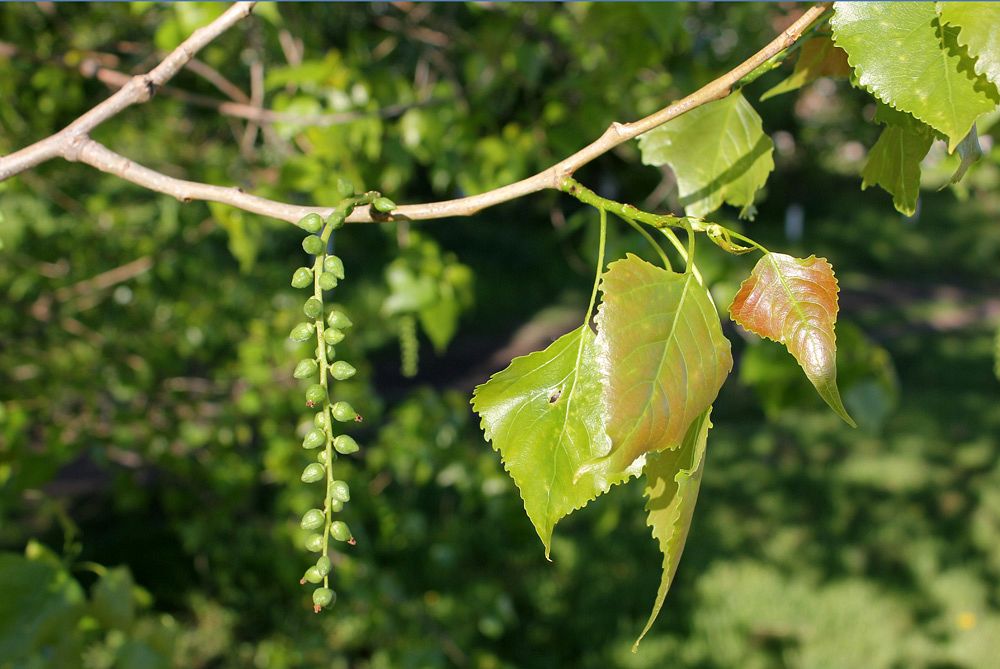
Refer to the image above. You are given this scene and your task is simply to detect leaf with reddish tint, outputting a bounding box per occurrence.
[730,253,856,426]
[592,255,732,474]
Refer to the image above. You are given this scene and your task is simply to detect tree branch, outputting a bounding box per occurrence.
[0,3,830,227]
[0,2,256,180]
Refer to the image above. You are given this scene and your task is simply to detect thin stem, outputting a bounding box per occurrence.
[727,229,770,254]
[659,228,705,286]
[562,178,692,231]
[618,214,672,271]
[583,208,608,329]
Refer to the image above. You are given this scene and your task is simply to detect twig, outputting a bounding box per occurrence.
[0,3,830,227]
[0,1,256,180]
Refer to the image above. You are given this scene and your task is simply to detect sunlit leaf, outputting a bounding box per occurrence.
[760,35,851,101]
[730,253,856,426]
[831,2,999,152]
[472,325,637,558]
[633,407,712,652]
[937,2,1000,87]
[594,255,731,473]
[637,92,774,219]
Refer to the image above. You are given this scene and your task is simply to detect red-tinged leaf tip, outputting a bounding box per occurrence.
[730,253,856,427]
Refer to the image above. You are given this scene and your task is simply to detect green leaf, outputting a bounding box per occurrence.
[208,203,261,272]
[0,552,85,662]
[92,566,137,631]
[730,253,856,427]
[937,2,1000,87]
[472,325,637,557]
[637,92,774,219]
[633,407,712,652]
[948,124,982,185]
[760,35,851,101]
[831,2,999,152]
[861,122,933,216]
[594,255,732,473]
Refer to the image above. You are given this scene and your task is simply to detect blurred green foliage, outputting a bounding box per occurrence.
[1,2,999,668]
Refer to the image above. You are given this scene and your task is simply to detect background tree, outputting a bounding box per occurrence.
[2,2,1000,668]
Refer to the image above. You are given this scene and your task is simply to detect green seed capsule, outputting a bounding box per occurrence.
[336,178,354,199]
[323,328,345,345]
[303,236,324,256]
[330,521,352,542]
[323,256,346,280]
[325,344,337,361]
[290,322,315,342]
[298,213,323,234]
[327,214,346,231]
[314,411,328,429]
[373,196,396,213]
[305,533,325,552]
[331,401,360,422]
[293,359,318,379]
[291,267,313,288]
[303,297,324,319]
[301,566,323,584]
[329,498,344,512]
[326,310,353,329]
[302,428,325,450]
[317,450,331,465]
[330,361,356,381]
[318,272,338,291]
[300,508,325,530]
[312,587,336,610]
[334,434,359,455]
[316,556,331,577]
[305,384,326,407]
[331,480,351,503]
[301,463,326,483]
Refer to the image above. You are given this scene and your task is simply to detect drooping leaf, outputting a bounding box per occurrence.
[937,2,1000,87]
[760,35,851,101]
[594,255,732,473]
[637,91,774,219]
[730,253,856,427]
[831,2,999,152]
[633,408,712,652]
[472,325,637,557]
[861,123,933,216]
[948,125,983,186]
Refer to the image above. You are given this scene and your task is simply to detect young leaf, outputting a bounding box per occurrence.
[595,255,732,473]
[861,123,933,216]
[831,2,999,152]
[937,2,1000,87]
[637,91,774,219]
[730,253,856,427]
[472,325,637,558]
[760,35,851,101]
[633,407,712,652]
